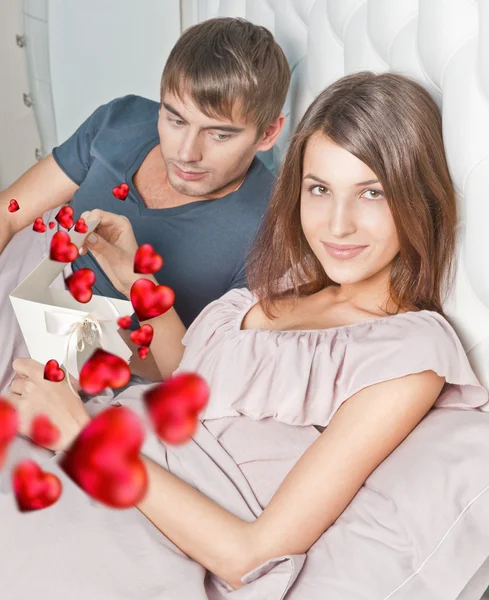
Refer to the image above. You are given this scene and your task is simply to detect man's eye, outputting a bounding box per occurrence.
[211,133,232,141]
[167,117,185,126]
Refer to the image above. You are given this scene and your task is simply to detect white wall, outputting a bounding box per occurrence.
[0,1,41,189]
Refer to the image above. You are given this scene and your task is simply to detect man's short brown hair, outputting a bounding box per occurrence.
[161,17,291,139]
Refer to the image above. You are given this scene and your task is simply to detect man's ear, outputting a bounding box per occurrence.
[255,113,286,153]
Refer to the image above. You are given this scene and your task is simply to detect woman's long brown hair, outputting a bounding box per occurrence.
[246,71,458,320]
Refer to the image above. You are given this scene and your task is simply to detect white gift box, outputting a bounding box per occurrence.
[9,219,133,380]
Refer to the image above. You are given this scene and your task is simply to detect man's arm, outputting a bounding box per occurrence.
[0,154,79,253]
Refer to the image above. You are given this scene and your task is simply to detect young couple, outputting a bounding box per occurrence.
[1,16,487,599]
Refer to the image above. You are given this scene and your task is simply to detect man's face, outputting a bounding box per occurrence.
[158,92,264,199]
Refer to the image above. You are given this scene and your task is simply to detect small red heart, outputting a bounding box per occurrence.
[112,183,130,200]
[79,349,131,395]
[8,199,19,213]
[49,221,56,229]
[32,217,47,233]
[74,218,89,233]
[66,268,96,303]
[50,231,79,263]
[43,359,66,382]
[134,244,163,274]
[138,347,149,360]
[30,414,60,447]
[130,324,154,347]
[12,459,62,512]
[117,315,132,329]
[55,205,75,229]
[59,406,147,508]
[143,373,209,445]
[0,398,19,469]
[130,279,175,322]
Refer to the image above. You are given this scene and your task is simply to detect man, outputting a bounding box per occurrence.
[0,17,290,393]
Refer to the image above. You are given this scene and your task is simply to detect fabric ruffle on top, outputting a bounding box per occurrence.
[173,287,489,426]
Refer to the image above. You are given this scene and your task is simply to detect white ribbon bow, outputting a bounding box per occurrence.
[44,311,114,397]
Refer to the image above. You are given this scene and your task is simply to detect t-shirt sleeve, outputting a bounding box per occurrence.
[52,100,112,186]
[337,312,488,414]
[226,262,249,292]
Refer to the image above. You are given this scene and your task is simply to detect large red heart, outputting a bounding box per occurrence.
[50,231,79,263]
[44,359,65,382]
[134,244,163,274]
[117,315,132,329]
[55,206,75,229]
[59,406,148,508]
[0,398,19,469]
[32,217,46,233]
[143,373,209,445]
[7,199,19,213]
[66,268,96,303]
[30,414,60,447]
[130,324,154,347]
[12,459,62,512]
[74,218,89,233]
[112,183,130,200]
[79,349,131,395]
[130,279,175,322]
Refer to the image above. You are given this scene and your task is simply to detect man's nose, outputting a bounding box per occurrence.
[177,132,203,164]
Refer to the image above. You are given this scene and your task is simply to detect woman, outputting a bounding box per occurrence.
[4,72,488,599]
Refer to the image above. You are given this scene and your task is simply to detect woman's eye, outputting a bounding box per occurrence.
[307,184,327,196]
[363,189,384,200]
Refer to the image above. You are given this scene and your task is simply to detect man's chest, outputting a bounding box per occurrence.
[133,148,186,209]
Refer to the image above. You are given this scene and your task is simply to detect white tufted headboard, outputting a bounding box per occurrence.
[182,0,489,397]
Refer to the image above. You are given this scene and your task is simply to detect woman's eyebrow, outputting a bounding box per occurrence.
[303,173,380,186]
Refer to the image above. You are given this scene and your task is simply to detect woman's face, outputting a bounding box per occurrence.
[300,132,400,291]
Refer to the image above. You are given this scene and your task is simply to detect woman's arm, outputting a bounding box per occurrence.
[135,369,444,589]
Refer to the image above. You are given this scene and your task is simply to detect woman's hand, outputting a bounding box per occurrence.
[79,209,155,298]
[8,358,91,452]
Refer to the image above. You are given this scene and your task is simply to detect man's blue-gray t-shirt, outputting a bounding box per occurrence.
[52,95,275,329]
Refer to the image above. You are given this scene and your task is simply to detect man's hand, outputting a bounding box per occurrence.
[79,209,156,298]
[8,358,91,452]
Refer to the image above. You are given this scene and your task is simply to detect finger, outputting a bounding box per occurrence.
[10,377,25,396]
[12,358,44,380]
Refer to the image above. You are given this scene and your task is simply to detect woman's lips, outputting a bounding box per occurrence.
[172,164,208,181]
[321,242,368,260]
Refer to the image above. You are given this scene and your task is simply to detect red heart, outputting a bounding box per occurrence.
[138,347,149,360]
[74,217,89,233]
[8,199,19,213]
[44,359,65,382]
[66,268,96,303]
[134,244,163,274]
[12,459,62,512]
[130,324,154,347]
[143,373,209,445]
[112,183,130,200]
[32,217,47,233]
[55,206,75,229]
[117,315,132,329]
[59,406,147,508]
[0,398,19,468]
[79,349,131,395]
[49,221,56,229]
[50,231,79,263]
[130,279,175,322]
[30,414,60,447]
